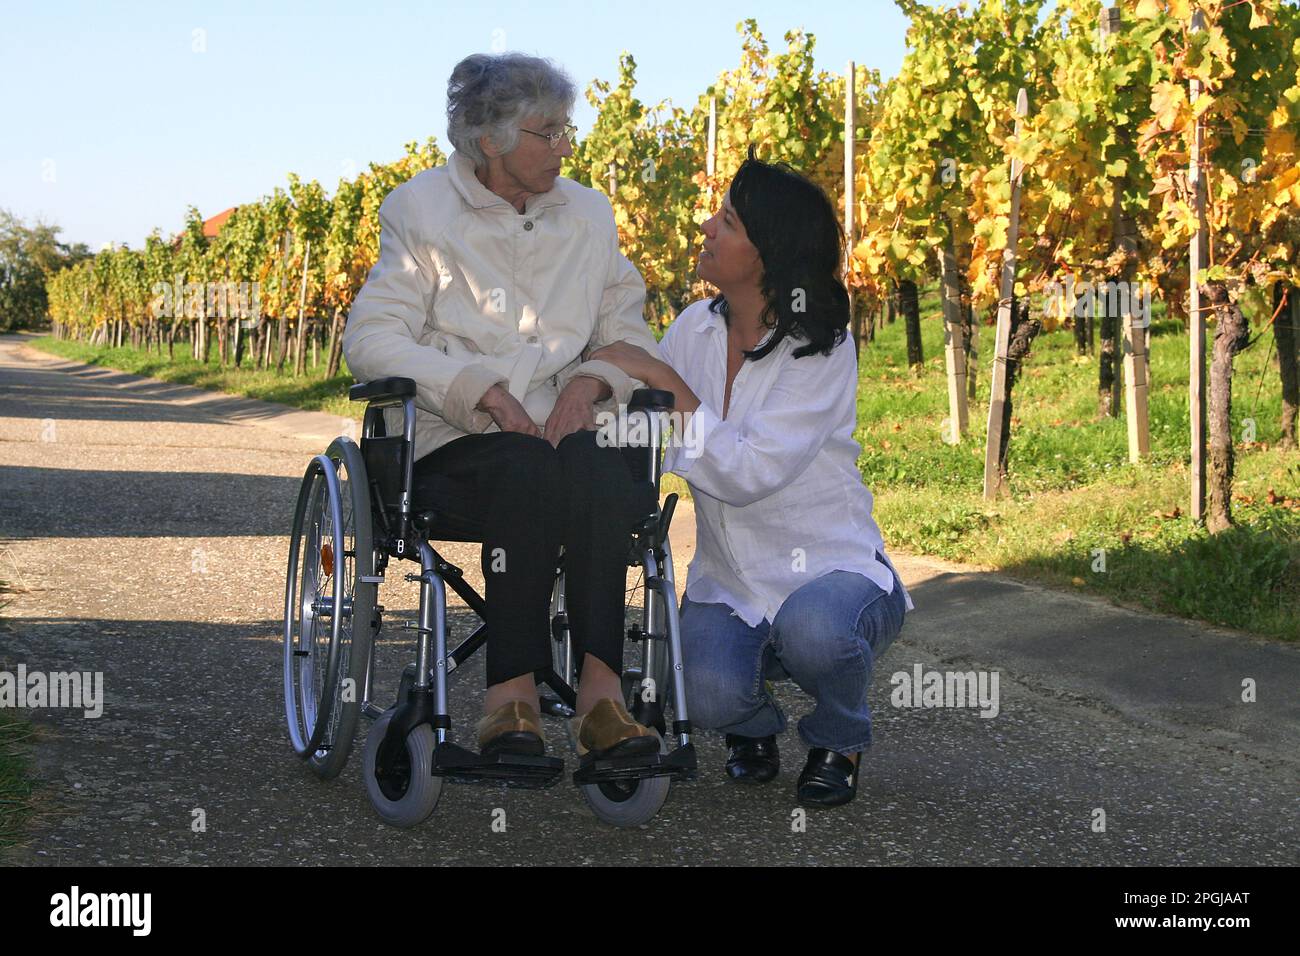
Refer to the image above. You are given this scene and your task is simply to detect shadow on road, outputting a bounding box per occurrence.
[0,466,303,538]
[0,364,236,425]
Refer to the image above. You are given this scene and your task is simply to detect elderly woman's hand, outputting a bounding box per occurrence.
[477,384,543,438]
[542,375,609,447]
[587,341,661,386]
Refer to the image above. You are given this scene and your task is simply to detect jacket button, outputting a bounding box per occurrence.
[523,221,534,231]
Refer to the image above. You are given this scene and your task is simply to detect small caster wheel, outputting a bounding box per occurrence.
[361,710,442,827]
[579,731,671,828]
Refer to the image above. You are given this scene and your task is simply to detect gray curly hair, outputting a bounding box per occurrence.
[447,53,577,168]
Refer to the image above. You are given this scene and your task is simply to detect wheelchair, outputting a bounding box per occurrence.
[282,376,695,828]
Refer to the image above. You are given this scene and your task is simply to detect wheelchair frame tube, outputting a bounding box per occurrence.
[631,400,689,744]
[663,540,691,742]
[646,407,662,488]
[556,570,573,685]
[417,541,449,744]
[631,405,663,706]
[639,548,662,711]
[358,395,419,721]
[643,539,690,746]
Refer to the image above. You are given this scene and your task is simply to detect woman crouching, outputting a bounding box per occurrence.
[591,147,915,807]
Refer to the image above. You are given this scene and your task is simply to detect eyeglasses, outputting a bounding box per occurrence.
[519,124,578,150]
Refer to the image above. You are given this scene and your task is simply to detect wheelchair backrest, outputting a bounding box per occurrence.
[361,433,408,526]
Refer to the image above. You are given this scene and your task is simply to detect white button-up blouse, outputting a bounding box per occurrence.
[660,298,915,627]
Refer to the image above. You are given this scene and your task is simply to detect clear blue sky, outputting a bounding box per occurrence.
[3,0,919,251]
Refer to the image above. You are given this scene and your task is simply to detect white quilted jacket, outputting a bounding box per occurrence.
[343,149,658,459]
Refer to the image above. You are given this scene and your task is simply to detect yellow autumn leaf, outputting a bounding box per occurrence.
[1272,166,1300,204]
[1150,82,1189,132]
[988,220,1008,251]
[1204,26,1231,63]
[1265,128,1296,158]
[1136,0,1163,19]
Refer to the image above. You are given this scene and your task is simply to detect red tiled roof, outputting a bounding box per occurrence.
[202,207,236,238]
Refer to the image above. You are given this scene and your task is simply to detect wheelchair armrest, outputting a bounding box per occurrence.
[629,387,675,412]
[350,377,417,404]
[621,391,674,494]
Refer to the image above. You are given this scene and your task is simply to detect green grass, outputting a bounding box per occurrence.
[29,335,360,421]
[0,711,36,853]
[26,298,1300,640]
[857,290,1300,641]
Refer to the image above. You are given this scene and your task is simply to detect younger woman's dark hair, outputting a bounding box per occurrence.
[710,144,849,361]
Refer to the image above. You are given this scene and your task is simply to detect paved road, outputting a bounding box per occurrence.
[1,333,1296,865]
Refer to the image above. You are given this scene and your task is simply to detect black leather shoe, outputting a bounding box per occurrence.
[724,734,779,784]
[796,748,859,807]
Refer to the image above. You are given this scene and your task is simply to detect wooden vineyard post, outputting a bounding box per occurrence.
[939,214,969,443]
[607,162,617,199]
[845,61,859,357]
[232,312,242,368]
[1188,9,1209,524]
[983,88,1029,500]
[1122,302,1151,462]
[1101,4,1150,463]
[276,231,292,371]
[966,286,979,401]
[294,240,311,377]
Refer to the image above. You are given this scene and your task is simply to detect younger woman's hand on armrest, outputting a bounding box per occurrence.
[589,343,700,415]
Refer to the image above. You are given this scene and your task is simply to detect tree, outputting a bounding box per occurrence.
[854,0,1044,374]
[688,22,844,311]
[0,210,90,331]
[1018,0,1168,418]
[564,53,701,326]
[173,206,211,359]
[1136,0,1300,531]
[286,174,331,376]
[323,175,364,377]
[142,230,173,355]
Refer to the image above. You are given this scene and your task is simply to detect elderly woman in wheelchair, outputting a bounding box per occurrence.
[280,52,694,828]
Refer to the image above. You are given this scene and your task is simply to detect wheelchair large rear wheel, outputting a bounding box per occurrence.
[283,436,376,780]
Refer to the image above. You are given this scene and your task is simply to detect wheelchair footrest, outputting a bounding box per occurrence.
[431,742,565,789]
[572,742,697,786]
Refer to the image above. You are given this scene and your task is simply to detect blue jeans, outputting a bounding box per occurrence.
[680,566,907,755]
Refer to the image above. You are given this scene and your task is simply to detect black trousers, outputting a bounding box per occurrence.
[411,429,655,687]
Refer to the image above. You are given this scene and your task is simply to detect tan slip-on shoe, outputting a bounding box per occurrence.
[476,700,545,757]
[571,697,660,758]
